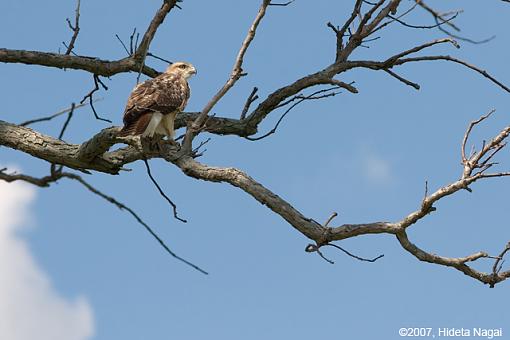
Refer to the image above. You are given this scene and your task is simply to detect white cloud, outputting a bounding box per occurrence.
[0,179,94,340]
[360,150,393,184]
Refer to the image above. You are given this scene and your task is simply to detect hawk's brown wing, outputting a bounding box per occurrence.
[119,73,190,136]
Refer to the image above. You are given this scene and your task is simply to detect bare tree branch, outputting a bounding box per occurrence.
[492,242,510,278]
[80,75,111,123]
[0,0,179,79]
[147,52,173,65]
[185,0,272,150]
[246,87,341,141]
[391,56,510,93]
[20,101,93,127]
[134,0,181,82]
[0,167,208,275]
[383,69,420,89]
[0,48,159,78]
[461,110,495,164]
[240,87,259,120]
[395,230,506,286]
[416,0,495,44]
[305,211,384,265]
[415,0,461,31]
[142,158,187,223]
[269,1,294,6]
[57,103,75,140]
[63,0,81,55]
[324,243,384,262]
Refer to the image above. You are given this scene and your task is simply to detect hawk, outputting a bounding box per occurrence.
[118,61,197,140]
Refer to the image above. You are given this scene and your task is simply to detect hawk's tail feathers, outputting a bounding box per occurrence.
[118,113,152,137]
[118,126,134,137]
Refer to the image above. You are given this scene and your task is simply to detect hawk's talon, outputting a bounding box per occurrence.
[167,138,179,146]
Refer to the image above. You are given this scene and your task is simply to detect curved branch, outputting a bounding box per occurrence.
[173,155,324,240]
[0,167,208,274]
[395,230,508,287]
[172,155,396,242]
[393,55,510,93]
[245,70,354,130]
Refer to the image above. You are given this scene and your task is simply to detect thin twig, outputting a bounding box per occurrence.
[80,75,111,123]
[305,241,384,263]
[416,0,495,44]
[415,0,461,31]
[246,87,340,141]
[269,0,294,6]
[20,101,94,127]
[305,244,335,264]
[64,0,81,55]
[0,168,55,187]
[192,138,211,158]
[372,2,420,34]
[131,28,139,55]
[68,173,207,275]
[316,248,335,264]
[392,55,510,93]
[384,38,459,65]
[437,23,495,45]
[0,166,207,273]
[492,242,510,274]
[381,11,459,32]
[324,212,338,227]
[51,104,77,178]
[461,110,495,164]
[384,69,420,90]
[147,52,173,64]
[0,167,207,274]
[421,180,429,208]
[325,243,385,262]
[115,34,131,56]
[58,103,75,140]
[240,87,259,120]
[142,158,187,223]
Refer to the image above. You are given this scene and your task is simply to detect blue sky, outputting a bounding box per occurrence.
[1,1,509,339]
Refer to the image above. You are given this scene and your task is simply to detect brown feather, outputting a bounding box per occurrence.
[133,113,152,135]
[118,112,151,136]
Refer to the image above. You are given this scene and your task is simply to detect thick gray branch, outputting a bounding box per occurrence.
[134,0,180,61]
[0,48,159,78]
[176,112,257,137]
[0,120,122,173]
[172,156,396,242]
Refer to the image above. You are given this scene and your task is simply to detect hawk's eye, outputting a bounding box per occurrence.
[178,64,187,69]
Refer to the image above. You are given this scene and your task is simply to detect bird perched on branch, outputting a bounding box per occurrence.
[119,61,197,141]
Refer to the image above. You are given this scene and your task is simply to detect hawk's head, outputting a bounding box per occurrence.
[165,61,197,80]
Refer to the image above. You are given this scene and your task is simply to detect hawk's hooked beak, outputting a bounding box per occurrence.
[191,67,197,75]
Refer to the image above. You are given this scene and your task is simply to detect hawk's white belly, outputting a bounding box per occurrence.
[142,111,177,139]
